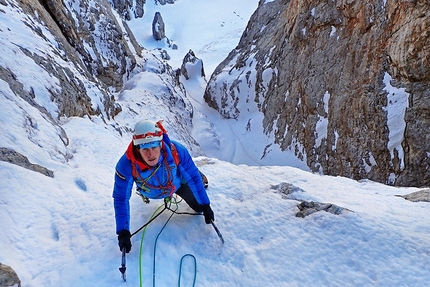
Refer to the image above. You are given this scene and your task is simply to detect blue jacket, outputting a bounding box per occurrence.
[113,137,210,234]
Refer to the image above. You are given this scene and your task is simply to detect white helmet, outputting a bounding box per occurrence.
[133,120,163,145]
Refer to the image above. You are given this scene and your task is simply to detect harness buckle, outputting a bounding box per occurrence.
[136,192,150,204]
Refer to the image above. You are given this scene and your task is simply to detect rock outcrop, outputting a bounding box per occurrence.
[135,0,146,18]
[152,12,166,41]
[156,0,176,5]
[180,50,206,80]
[271,182,351,217]
[396,189,430,202]
[0,263,21,287]
[204,0,430,187]
[296,201,350,218]
[0,148,54,177]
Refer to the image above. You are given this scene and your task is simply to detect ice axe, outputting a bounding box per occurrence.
[210,219,225,244]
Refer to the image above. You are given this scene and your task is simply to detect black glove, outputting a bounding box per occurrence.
[202,204,214,224]
[118,229,132,253]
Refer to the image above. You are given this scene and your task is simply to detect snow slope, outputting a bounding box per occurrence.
[1,117,429,286]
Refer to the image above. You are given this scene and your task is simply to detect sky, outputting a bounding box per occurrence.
[1,0,429,287]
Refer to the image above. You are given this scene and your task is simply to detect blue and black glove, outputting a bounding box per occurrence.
[201,204,214,224]
[118,229,132,253]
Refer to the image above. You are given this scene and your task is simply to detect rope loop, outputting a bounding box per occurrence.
[139,196,198,287]
[178,254,197,287]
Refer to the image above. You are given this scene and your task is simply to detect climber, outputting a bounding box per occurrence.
[113,119,214,253]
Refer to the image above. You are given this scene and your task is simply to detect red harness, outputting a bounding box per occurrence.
[131,142,180,198]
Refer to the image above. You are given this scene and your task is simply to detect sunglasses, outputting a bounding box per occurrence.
[138,141,161,150]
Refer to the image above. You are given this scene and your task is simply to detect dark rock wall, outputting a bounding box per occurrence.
[5,0,143,120]
[204,0,430,187]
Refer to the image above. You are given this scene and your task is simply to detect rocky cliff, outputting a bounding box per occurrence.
[204,0,430,187]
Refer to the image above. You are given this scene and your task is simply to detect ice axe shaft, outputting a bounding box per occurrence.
[119,247,126,282]
[210,220,225,244]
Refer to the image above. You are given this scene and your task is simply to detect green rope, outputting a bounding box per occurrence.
[139,203,165,287]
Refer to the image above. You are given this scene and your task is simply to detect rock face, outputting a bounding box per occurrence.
[204,0,430,187]
[2,0,143,120]
[44,0,142,94]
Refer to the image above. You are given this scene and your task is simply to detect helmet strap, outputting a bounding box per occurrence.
[155,120,168,134]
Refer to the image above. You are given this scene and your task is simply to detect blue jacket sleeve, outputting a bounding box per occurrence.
[112,154,134,234]
[172,141,210,205]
